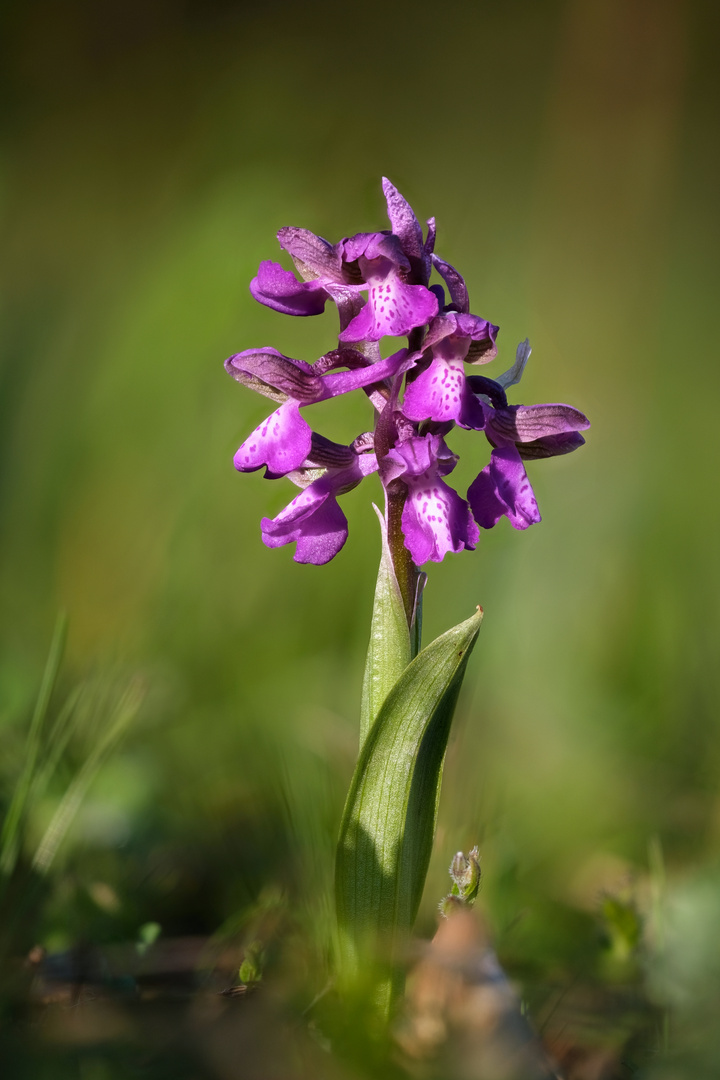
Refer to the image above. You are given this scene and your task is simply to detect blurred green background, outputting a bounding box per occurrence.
[1,0,719,1072]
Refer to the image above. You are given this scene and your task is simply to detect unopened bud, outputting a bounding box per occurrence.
[449,845,481,903]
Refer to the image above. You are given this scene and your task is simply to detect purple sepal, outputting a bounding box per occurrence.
[382,177,434,283]
[467,446,541,531]
[383,178,424,262]
[381,434,479,565]
[276,227,344,282]
[225,348,323,403]
[422,312,498,361]
[341,231,407,268]
[518,432,586,460]
[424,217,436,264]
[250,260,331,316]
[486,403,590,445]
[261,453,378,565]
[431,255,469,313]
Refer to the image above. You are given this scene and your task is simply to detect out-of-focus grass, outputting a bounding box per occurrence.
[1,0,719,1074]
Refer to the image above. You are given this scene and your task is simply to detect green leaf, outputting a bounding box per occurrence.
[336,605,483,1000]
[359,508,412,748]
[0,613,68,876]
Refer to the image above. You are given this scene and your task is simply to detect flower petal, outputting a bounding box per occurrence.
[225,348,323,403]
[431,255,469,313]
[517,432,586,460]
[233,401,312,476]
[249,260,331,316]
[402,477,479,564]
[487,403,590,444]
[276,227,344,282]
[341,232,408,269]
[402,355,485,429]
[262,487,349,565]
[260,454,378,564]
[468,446,541,531]
[321,348,410,397]
[383,178,424,260]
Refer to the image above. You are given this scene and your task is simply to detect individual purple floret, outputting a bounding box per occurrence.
[380,434,479,565]
[250,179,439,343]
[466,348,590,530]
[262,450,378,565]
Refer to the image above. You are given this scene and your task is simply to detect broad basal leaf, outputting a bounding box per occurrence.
[336,606,483,993]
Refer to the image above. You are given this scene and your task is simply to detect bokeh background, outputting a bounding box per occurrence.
[1,0,719,1074]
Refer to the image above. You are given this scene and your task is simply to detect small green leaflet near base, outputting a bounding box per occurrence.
[335,604,483,1012]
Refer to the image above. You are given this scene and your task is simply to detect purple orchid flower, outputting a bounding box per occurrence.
[465,348,590,530]
[250,179,439,343]
[226,183,589,565]
[381,433,479,565]
[262,448,379,565]
[225,347,409,478]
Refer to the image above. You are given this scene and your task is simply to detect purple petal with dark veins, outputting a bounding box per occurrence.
[276,227,344,282]
[233,401,312,476]
[303,433,358,469]
[225,348,323,403]
[250,261,331,316]
[468,446,541,531]
[382,178,424,261]
[517,432,586,460]
[455,313,499,364]
[487,403,590,445]
[431,255,469,313]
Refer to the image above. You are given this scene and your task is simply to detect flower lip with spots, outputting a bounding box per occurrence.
[380,433,479,565]
[402,312,499,429]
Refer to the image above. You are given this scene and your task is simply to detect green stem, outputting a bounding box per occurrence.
[386,486,419,633]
